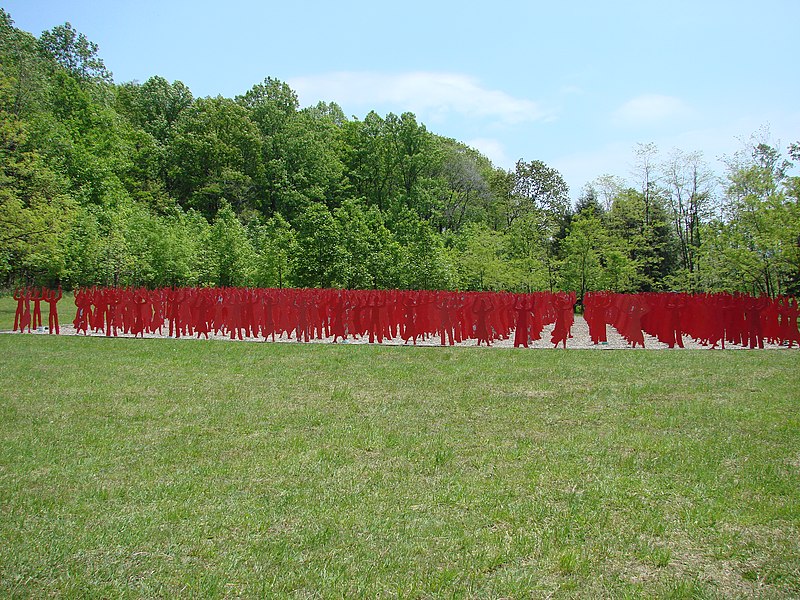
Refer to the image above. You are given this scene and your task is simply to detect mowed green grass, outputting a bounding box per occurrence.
[0,334,798,599]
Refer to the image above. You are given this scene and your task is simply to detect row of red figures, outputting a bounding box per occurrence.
[584,291,800,349]
[9,286,798,348]
[12,287,63,334]
[70,287,578,347]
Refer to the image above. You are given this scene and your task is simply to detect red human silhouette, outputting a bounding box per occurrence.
[292,289,311,342]
[512,294,535,348]
[137,288,154,337]
[436,291,457,346]
[249,289,265,339]
[367,290,386,344]
[31,287,43,330]
[450,292,466,343]
[416,291,435,342]
[785,298,800,348]
[472,293,493,346]
[663,293,685,349]
[90,287,107,334]
[584,291,611,344]
[550,292,575,348]
[42,286,62,334]
[402,291,420,345]
[19,287,33,333]
[151,288,166,335]
[349,291,365,340]
[328,290,346,343]
[192,289,211,339]
[105,287,121,337]
[745,295,768,349]
[624,295,648,348]
[262,289,279,342]
[12,287,24,332]
[73,287,92,334]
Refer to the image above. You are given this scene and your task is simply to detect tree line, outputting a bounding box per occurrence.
[1,10,798,297]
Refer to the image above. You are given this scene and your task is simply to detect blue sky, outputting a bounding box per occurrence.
[4,0,799,198]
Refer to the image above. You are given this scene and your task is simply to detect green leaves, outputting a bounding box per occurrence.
[698,139,800,295]
[39,22,113,85]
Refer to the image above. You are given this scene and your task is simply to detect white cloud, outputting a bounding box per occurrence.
[465,138,513,169]
[289,71,547,125]
[613,94,693,125]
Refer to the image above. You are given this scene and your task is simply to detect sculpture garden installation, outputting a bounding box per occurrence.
[6,286,800,349]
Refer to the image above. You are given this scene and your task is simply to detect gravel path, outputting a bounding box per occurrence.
[5,316,794,350]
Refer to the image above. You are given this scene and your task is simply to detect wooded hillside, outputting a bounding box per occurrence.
[2,10,798,296]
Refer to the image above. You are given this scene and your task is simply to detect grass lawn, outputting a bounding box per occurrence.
[0,333,798,598]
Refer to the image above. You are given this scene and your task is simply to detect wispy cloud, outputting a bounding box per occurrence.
[465,138,513,169]
[613,93,693,125]
[289,71,548,125]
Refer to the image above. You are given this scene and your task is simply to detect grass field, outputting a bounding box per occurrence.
[0,330,798,599]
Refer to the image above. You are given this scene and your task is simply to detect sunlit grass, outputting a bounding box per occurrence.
[1,334,798,597]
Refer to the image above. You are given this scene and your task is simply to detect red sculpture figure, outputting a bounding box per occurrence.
[249,289,265,339]
[151,288,166,335]
[512,294,535,348]
[293,289,311,342]
[192,289,211,339]
[436,291,456,346]
[90,287,107,334]
[402,292,420,345]
[745,295,768,349]
[105,287,121,337]
[73,287,91,335]
[625,295,648,348]
[663,293,685,349]
[417,291,435,342]
[328,290,345,343]
[367,290,386,344]
[584,291,611,344]
[785,299,800,348]
[12,287,24,332]
[262,289,278,342]
[136,288,154,338]
[31,288,43,330]
[550,292,575,348]
[472,293,493,346]
[43,286,62,334]
[19,287,33,333]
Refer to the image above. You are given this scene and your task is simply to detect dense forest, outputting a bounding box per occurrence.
[1,10,798,297]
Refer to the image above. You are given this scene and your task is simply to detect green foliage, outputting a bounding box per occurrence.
[559,212,608,299]
[509,159,570,229]
[38,21,112,84]
[454,223,515,290]
[691,139,799,295]
[392,207,455,289]
[505,212,553,291]
[431,140,497,232]
[292,202,346,288]
[0,89,76,285]
[166,96,262,217]
[249,212,295,288]
[116,76,193,144]
[606,189,678,291]
[209,202,256,287]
